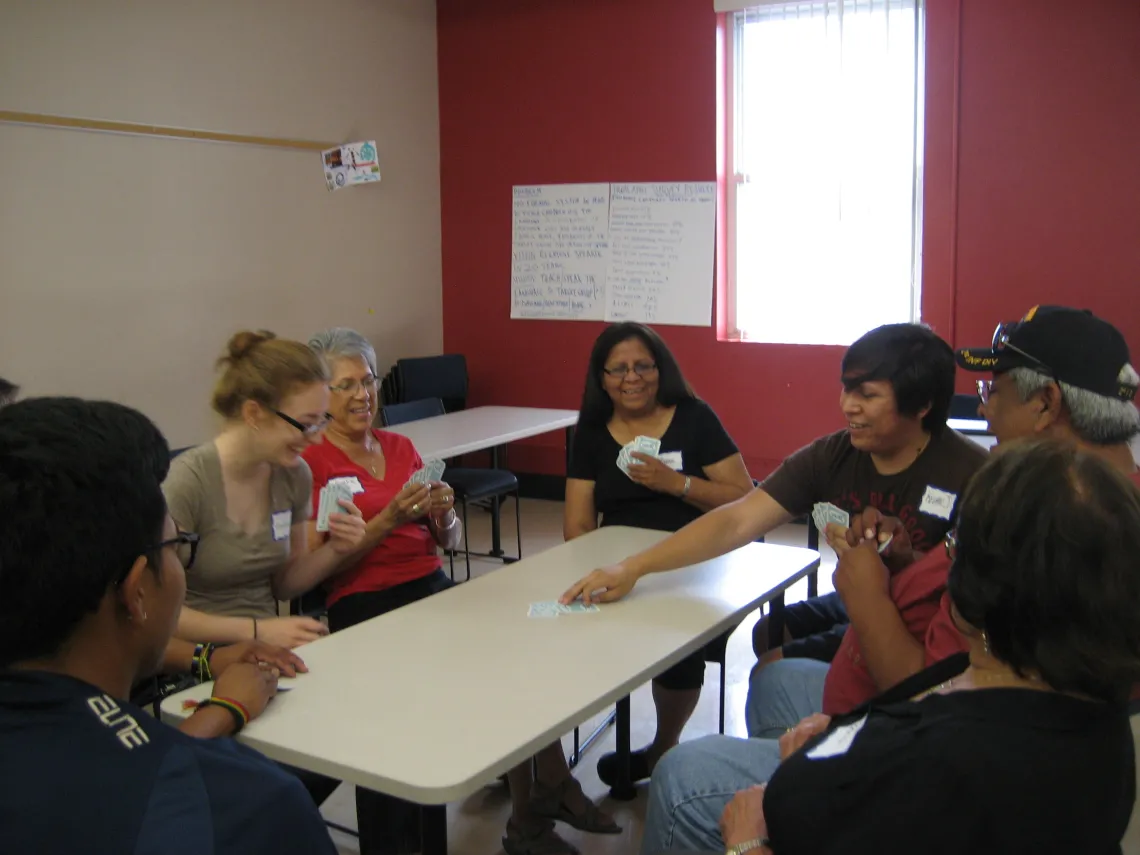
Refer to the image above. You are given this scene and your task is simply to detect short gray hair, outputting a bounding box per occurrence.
[1008,366,1140,446]
[307,327,378,377]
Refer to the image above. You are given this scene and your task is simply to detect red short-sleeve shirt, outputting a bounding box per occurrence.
[302,430,441,607]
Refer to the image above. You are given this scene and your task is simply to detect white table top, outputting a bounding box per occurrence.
[162,526,820,804]
[947,417,989,434]
[383,406,579,459]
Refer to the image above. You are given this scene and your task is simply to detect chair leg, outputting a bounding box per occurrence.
[719,662,727,735]
[514,490,522,561]
[462,498,472,582]
[448,545,455,581]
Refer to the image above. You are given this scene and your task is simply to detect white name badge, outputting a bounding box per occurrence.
[806,714,868,760]
[658,451,684,471]
[271,510,292,542]
[328,476,365,494]
[919,485,957,521]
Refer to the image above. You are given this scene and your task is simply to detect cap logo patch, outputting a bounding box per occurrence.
[959,350,999,368]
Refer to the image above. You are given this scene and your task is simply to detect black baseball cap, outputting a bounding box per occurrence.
[956,305,1137,402]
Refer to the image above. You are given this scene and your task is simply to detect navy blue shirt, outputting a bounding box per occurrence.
[0,670,336,855]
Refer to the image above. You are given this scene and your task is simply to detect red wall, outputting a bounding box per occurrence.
[437,0,1140,478]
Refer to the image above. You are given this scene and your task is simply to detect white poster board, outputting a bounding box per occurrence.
[509,181,715,325]
[605,182,716,326]
[510,184,609,320]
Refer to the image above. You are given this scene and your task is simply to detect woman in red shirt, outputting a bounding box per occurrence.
[305,328,617,855]
[304,328,462,854]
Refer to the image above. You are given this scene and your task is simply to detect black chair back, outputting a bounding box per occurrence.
[395,355,468,413]
[380,397,446,427]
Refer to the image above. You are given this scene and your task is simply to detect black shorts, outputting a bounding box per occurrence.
[780,591,849,664]
[327,568,456,632]
[652,630,734,691]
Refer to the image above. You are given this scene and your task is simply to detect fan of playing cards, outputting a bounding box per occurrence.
[404,458,446,489]
[812,502,849,534]
[316,482,357,533]
[617,435,661,479]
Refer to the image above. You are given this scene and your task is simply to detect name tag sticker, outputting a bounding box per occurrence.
[658,451,683,471]
[329,476,365,494]
[919,485,957,520]
[806,715,868,760]
[271,510,292,542]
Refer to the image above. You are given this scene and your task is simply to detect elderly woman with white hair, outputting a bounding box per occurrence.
[304,328,619,855]
[302,327,463,853]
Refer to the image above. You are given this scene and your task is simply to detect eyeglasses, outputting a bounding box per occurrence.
[275,410,331,436]
[992,321,1054,376]
[944,528,958,560]
[602,362,658,379]
[118,531,200,586]
[330,376,379,396]
[976,378,994,405]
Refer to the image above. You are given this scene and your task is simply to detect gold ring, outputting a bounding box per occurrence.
[412,503,420,513]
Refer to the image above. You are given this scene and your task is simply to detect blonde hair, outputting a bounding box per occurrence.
[212,330,330,419]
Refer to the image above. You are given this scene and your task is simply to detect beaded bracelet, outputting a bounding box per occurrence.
[190,643,215,682]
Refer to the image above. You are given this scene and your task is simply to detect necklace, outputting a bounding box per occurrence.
[917,668,1042,700]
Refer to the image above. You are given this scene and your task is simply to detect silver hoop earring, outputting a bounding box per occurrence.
[982,631,991,656]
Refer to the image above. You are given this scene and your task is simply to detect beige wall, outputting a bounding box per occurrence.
[0,0,442,447]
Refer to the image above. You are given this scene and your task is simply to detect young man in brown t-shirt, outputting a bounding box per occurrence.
[562,322,987,783]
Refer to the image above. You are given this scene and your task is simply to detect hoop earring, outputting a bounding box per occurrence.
[982,631,991,656]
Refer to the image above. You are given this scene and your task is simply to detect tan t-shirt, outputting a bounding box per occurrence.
[162,442,312,619]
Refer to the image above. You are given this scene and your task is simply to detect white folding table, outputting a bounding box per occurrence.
[163,526,820,854]
[384,406,579,556]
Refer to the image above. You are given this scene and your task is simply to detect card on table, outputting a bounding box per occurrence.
[527,601,563,618]
[527,600,600,617]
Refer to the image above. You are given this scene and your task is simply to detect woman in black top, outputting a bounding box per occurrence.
[564,322,754,787]
[715,440,1140,855]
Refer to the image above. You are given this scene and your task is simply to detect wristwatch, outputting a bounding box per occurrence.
[725,838,770,855]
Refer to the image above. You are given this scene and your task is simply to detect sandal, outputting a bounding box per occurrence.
[502,818,580,855]
[596,746,652,787]
[530,777,622,834]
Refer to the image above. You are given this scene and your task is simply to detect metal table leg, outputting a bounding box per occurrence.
[488,445,503,557]
[608,695,636,801]
[767,591,786,651]
[422,804,448,855]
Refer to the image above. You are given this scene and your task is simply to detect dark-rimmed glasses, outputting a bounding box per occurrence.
[602,362,658,379]
[118,531,201,586]
[274,410,331,436]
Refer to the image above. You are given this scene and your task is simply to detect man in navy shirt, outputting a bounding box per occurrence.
[0,397,336,855]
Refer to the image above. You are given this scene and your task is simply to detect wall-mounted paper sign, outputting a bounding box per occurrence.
[323,141,381,192]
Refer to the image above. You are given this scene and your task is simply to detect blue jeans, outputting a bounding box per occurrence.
[640,659,830,853]
[745,657,829,739]
[641,736,782,853]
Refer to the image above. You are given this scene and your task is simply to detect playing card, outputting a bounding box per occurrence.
[559,602,600,614]
[617,441,637,477]
[424,458,446,483]
[811,503,829,533]
[316,487,331,532]
[527,601,562,618]
[317,482,354,532]
[877,533,895,554]
[827,504,851,528]
[633,435,661,457]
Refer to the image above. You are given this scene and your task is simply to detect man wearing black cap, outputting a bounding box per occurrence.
[640,306,1140,855]
[958,304,1140,452]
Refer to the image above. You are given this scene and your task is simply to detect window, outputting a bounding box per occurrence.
[725,0,925,345]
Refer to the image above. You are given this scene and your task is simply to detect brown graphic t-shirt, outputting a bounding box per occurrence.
[761,428,987,551]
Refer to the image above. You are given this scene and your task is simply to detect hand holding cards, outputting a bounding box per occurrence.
[405,458,446,489]
[812,502,850,535]
[617,435,661,478]
[316,481,356,532]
